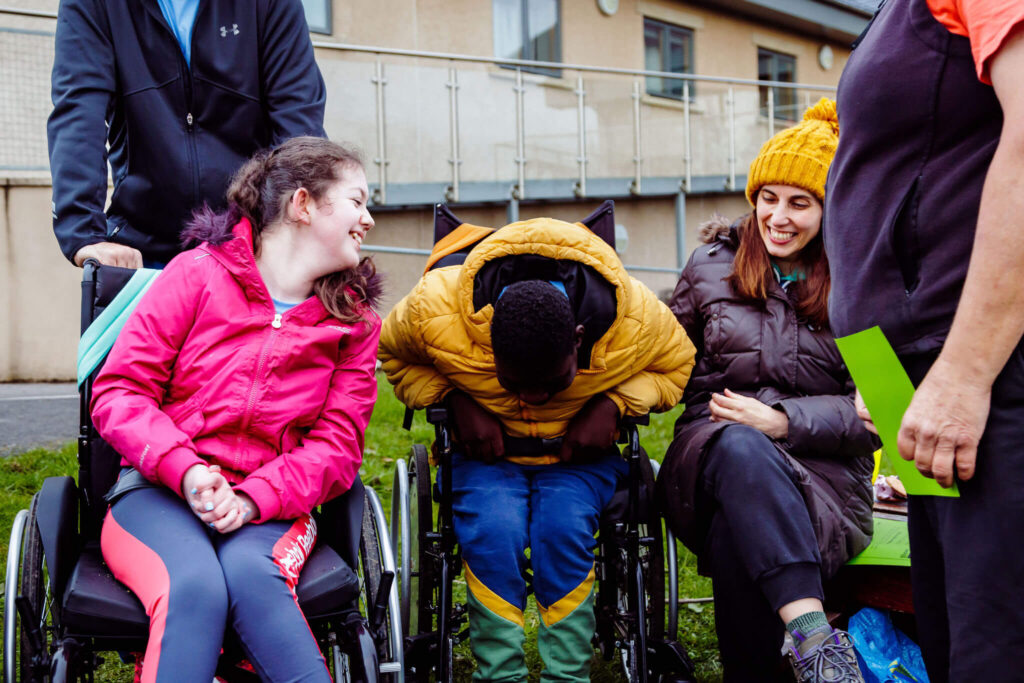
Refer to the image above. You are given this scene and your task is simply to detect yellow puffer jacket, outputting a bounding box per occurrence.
[379,218,697,441]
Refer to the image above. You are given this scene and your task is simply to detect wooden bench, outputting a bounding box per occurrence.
[827,500,914,616]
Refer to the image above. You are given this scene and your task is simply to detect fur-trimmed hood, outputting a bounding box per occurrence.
[698,213,742,246]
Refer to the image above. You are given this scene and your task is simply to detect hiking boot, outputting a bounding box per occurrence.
[787,625,865,682]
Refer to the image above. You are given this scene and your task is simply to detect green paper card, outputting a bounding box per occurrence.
[847,517,911,567]
[835,326,959,497]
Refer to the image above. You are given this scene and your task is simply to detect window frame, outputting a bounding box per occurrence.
[643,17,695,101]
[494,0,563,78]
[758,47,798,121]
[300,0,332,35]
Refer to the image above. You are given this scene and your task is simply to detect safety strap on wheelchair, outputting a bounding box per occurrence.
[77,268,161,388]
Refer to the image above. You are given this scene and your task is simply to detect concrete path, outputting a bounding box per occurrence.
[0,383,79,456]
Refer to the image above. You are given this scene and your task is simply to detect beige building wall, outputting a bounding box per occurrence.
[0,183,749,380]
[1,179,81,381]
[323,0,851,84]
[0,0,858,379]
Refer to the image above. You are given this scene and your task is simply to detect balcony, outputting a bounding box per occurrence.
[0,6,836,206]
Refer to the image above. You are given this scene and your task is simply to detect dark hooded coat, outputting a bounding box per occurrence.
[655,217,876,578]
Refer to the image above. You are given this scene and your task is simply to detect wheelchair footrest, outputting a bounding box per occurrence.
[648,639,697,682]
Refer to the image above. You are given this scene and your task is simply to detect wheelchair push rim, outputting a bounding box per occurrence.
[3,509,30,683]
[360,486,405,681]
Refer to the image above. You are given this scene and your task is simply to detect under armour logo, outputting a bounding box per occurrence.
[220,24,239,37]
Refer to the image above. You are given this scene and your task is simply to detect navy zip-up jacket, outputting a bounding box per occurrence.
[48,0,327,264]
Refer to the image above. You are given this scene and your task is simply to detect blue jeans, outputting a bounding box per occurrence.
[450,453,627,613]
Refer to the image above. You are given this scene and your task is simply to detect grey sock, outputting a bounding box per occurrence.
[786,610,830,639]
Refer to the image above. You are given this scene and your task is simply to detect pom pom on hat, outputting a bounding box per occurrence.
[745,97,839,206]
[802,97,839,135]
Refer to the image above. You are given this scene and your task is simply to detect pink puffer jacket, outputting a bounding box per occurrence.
[91,219,382,522]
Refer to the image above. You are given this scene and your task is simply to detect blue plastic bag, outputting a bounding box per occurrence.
[848,607,929,683]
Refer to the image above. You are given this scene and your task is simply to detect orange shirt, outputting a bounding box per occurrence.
[927,0,1024,83]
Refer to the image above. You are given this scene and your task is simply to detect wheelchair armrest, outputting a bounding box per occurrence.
[425,404,449,425]
[616,414,649,446]
[35,476,79,603]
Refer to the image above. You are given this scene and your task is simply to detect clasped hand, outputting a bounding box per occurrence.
[709,388,789,440]
[448,391,620,463]
[182,464,255,533]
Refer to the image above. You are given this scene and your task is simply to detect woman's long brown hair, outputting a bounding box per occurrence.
[725,210,831,328]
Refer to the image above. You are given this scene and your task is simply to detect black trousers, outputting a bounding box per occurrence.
[902,350,1024,683]
[699,424,824,681]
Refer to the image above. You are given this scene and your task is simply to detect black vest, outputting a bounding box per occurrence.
[824,0,1002,355]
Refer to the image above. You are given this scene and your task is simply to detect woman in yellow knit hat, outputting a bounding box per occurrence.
[656,99,876,682]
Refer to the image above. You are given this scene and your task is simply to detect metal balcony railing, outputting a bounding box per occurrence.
[307,40,837,206]
[0,5,838,274]
[0,5,836,199]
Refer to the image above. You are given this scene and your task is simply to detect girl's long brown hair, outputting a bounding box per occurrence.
[725,210,831,328]
[226,137,379,324]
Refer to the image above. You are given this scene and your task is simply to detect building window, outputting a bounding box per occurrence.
[758,48,797,120]
[644,18,694,100]
[493,0,561,76]
[300,0,331,34]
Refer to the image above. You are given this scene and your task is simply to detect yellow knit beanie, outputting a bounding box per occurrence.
[745,97,839,206]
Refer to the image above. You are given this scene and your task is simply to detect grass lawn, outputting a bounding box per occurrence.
[1,373,723,681]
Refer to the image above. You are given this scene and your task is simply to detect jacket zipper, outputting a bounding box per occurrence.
[148,6,201,214]
[236,313,283,470]
[181,23,199,208]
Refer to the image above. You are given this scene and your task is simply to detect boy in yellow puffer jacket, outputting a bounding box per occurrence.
[379,213,696,682]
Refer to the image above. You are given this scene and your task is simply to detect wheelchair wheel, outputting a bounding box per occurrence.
[360,487,404,681]
[391,447,435,638]
[409,445,436,636]
[20,494,48,683]
[3,509,28,683]
[4,494,51,683]
[597,449,666,683]
[397,444,449,682]
[620,519,666,683]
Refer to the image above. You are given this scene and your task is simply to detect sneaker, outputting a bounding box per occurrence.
[787,625,865,682]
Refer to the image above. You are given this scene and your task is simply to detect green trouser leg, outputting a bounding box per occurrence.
[537,588,596,683]
[466,589,528,682]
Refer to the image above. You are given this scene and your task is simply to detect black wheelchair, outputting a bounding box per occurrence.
[390,408,696,683]
[386,201,697,682]
[3,261,403,683]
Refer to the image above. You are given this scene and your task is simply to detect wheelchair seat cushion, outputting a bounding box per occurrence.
[62,546,149,638]
[294,542,360,619]
[62,544,359,639]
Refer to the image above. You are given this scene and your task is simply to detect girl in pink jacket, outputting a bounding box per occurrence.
[92,137,381,682]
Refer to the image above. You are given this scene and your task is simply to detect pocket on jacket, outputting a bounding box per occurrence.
[889,178,922,296]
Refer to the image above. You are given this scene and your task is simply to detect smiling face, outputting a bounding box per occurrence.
[308,164,374,273]
[754,184,823,263]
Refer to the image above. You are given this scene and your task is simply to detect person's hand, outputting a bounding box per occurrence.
[709,388,789,440]
[559,394,620,462]
[183,464,232,524]
[211,492,257,534]
[854,389,878,435]
[73,241,143,269]
[897,357,990,488]
[448,390,505,462]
